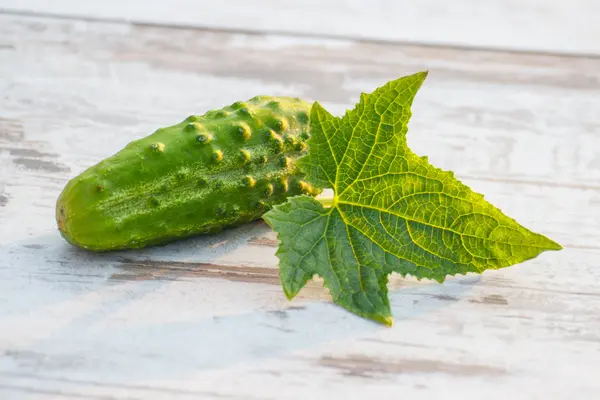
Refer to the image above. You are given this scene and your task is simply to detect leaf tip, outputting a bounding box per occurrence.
[283,286,297,301]
[365,311,394,326]
[413,70,429,84]
[534,232,563,252]
[546,238,563,251]
[310,100,330,118]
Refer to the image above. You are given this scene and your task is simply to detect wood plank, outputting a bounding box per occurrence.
[1,14,599,399]
[1,0,599,56]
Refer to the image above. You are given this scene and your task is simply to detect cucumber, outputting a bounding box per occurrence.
[56,96,321,251]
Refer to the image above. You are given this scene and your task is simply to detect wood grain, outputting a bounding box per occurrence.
[1,12,599,400]
[1,0,600,56]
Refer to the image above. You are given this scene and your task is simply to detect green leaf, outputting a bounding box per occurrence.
[263,71,562,326]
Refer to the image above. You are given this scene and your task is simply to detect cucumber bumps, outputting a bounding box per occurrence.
[56,96,321,251]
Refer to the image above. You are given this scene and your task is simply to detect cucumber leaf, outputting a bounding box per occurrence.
[263,71,561,326]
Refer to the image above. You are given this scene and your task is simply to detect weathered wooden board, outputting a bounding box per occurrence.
[1,0,600,55]
[0,13,599,400]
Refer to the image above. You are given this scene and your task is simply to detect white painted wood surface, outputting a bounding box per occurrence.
[0,10,599,400]
[1,0,600,56]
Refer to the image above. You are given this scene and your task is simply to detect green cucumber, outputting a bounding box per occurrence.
[56,96,321,251]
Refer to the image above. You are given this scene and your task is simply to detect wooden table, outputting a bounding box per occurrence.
[1,2,599,399]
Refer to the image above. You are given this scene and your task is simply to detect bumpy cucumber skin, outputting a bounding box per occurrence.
[56,96,320,251]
